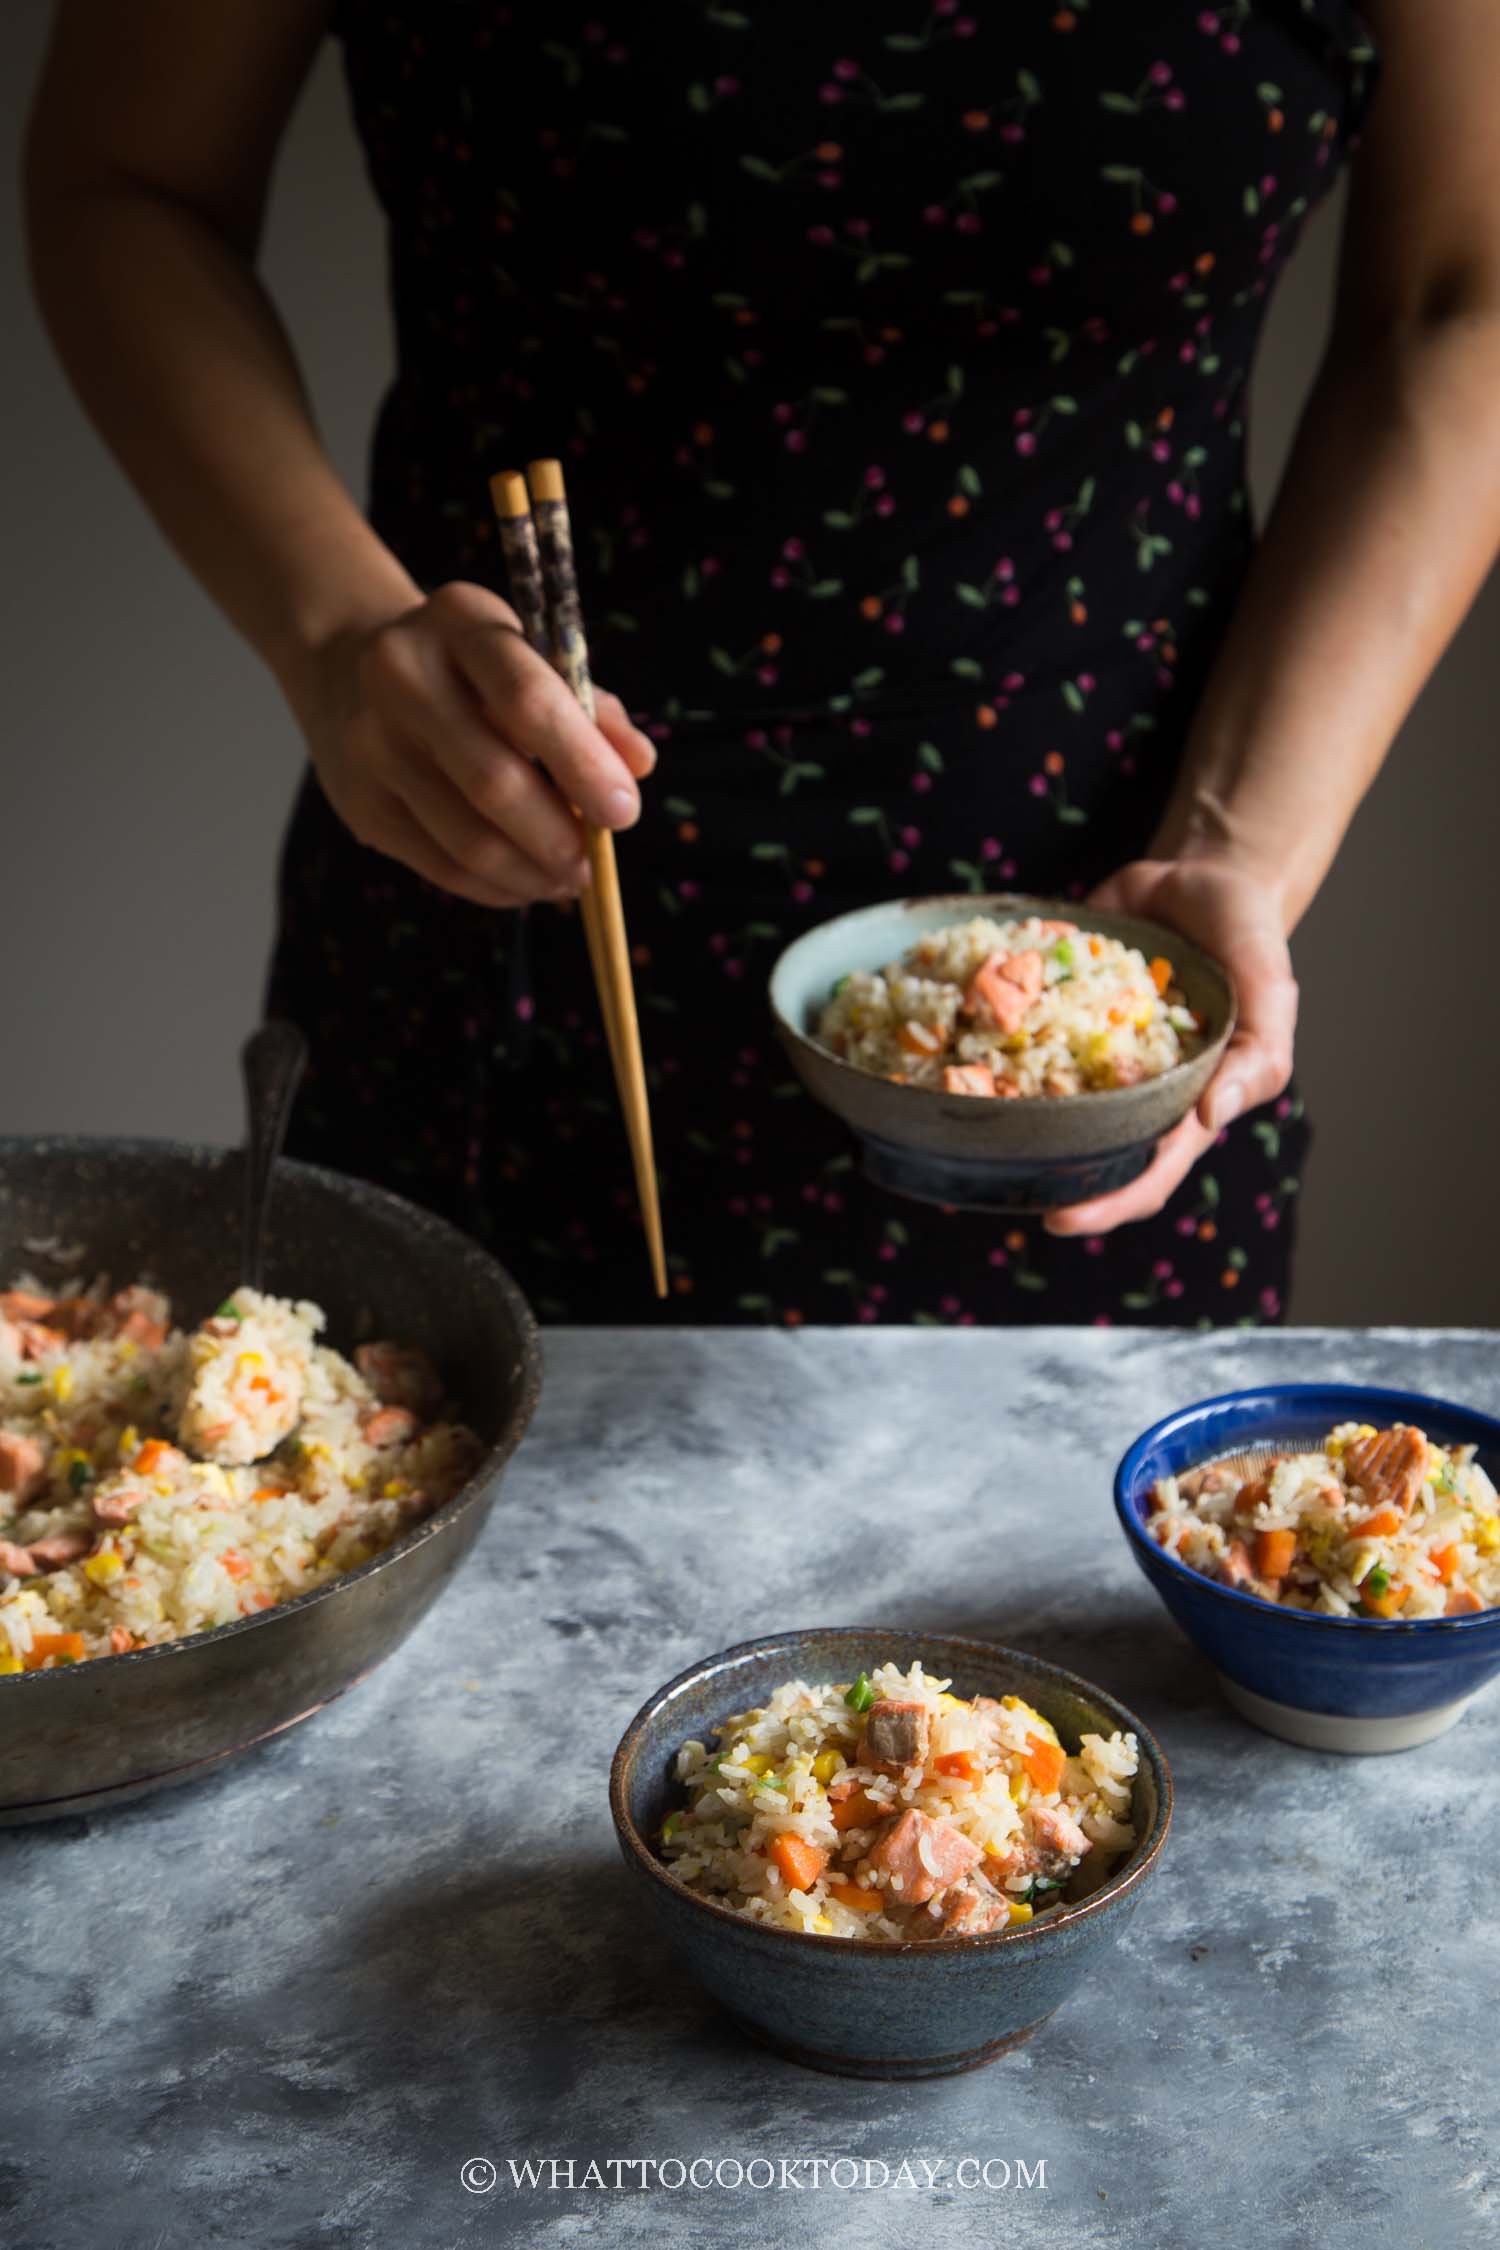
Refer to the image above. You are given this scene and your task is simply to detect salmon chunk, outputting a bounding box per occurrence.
[0,1431,47,1503]
[0,1541,37,1576]
[362,1405,419,1448]
[355,1342,443,1418]
[920,1881,1009,1937]
[963,948,1045,1034]
[942,1064,996,1097]
[0,1291,56,1323]
[1219,1539,1256,1588]
[862,1698,931,1773]
[864,1809,981,1904]
[26,1532,91,1569]
[1030,1802,1091,1866]
[92,1485,147,1529]
[1344,1425,1427,1518]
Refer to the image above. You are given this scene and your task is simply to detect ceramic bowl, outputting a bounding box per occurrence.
[768,894,1234,1213]
[609,1626,1172,2079]
[1116,1383,1500,1754]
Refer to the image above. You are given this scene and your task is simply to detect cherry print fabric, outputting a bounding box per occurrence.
[269,0,1375,1325]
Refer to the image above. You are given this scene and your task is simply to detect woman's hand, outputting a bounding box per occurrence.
[1044,855,1298,1238]
[293,581,657,909]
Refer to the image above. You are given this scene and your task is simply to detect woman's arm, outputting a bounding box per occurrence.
[1049,0,1500,1236]
[25,0,651,909]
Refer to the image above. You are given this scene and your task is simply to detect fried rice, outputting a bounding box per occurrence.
[1148,1422,1500,1619]
[662,1660,1139,1940]
[0,1278,481,1670]
[816,913,1202,1096]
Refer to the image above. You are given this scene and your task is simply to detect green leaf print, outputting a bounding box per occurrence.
[950,656,984,681]
[957,464,983,497]
[1099,92,1140,114]
[918,741,944,773]
[955,584,987,609]
[1061,681,1086,715]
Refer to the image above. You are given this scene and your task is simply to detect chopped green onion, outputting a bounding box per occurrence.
[67,1459,92,1492]
[214,1298,242,1320]
[1051,939,1075,968]
[831,974,852,998]
[661,1812,681,1843]
[844,1672,875,1714]
[1364,1565,1391,1597]
[129,1377,151,1395]
[16,1373,42,1387]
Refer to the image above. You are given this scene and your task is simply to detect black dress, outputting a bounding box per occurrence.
[270,0,1376,1324]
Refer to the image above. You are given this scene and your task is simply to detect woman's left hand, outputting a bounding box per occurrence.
[1043,854,1298,1238]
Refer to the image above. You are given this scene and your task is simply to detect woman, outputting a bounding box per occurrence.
[25,2,1500,1324]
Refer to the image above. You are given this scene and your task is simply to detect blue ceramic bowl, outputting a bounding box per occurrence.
[608,1627,1172,2079]
[1116,1384,1500,1754]
[768,893,1234,1214]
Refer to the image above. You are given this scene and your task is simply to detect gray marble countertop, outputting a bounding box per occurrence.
[4,1328,1496,2250]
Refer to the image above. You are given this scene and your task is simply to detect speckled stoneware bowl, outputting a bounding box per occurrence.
[609,1627,1172,2079]
[769,892,1234,1213]
[1116,1384,1500,1754]
[0,1136,541,1822]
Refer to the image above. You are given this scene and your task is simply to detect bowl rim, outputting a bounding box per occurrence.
[1115,1382,1500,1638]
[608,1625,1173,1954]
[767,891,1236,1110]
[0,1132,543,1689]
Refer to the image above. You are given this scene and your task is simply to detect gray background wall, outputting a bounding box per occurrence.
[4,3,1496,1323]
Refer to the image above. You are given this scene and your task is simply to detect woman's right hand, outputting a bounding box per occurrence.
[292,580,657,908]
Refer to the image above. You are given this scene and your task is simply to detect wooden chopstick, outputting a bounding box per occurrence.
[487,461,667,1299]
[488,470,625,1089]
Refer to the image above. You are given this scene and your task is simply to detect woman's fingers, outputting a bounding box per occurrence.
[1044,1112,1213,1238]
[1198,942,1298,1132]
[359,786,535,910]
[389,748,585,904]
[425,583,644,831]
[595,689,658,781]
[376,641,593,885]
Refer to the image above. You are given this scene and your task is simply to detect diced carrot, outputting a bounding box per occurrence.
[934,1750,984,1784]
[238,1592,277,1614]
[1149,955,1172,995]
[1253,1528,1297,1580]
[23,1631,86,1669]
[769,1833,828,1893]
[250,1486,289,1505]
[1352,1508,1403,1539]
[134,1439,179,1475]
[827,1879,884,1914]
[1445,1585,1484,1616]
[1430,1544,1460,1584]
[220,1550,252,1581]
[1021,1736,1066,1794]
[1361,1580,1407,1619]
[898,1019,944,1058]
[831,1788,885,1832]
[1233,1474,1272,1516]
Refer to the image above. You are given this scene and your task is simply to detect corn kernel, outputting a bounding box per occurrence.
[117,1339,137,1362]
[51,1366,74,1402]
[742,1753,772,1777]
[234,1352,265,1376]
[83,1549,124,1586]
[1008,1900,1034,1926]
[0,1653,21,1677]
[1009,1772,1030,1804]
[118,1425,138,1458]
[811,1749,843,1784]
[813,1916,833,1933]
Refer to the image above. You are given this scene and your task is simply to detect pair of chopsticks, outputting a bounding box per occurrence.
[487,459,667,1299]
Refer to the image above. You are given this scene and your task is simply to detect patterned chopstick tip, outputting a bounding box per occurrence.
[526,458,596,719]
[487,469,550,657]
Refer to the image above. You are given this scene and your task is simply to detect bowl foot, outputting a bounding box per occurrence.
[728,2008,1056,2079]
[1217,1674,1473,1755]
[859,1132,1157,1215]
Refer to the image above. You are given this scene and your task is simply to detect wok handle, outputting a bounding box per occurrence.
[239,1021,308,1291]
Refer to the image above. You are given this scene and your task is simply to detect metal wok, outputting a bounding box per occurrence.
[0,1137,541,1823]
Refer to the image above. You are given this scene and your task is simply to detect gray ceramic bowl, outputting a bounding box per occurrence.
[769,894,1234,1212]
[609,1627,1172,2079]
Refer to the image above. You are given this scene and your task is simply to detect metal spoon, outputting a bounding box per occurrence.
[238,1020,307,1293]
